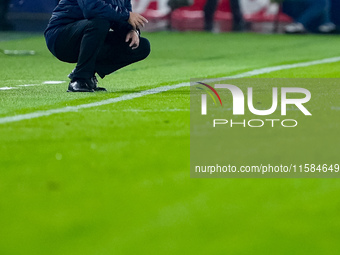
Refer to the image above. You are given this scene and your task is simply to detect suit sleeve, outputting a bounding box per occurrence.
[113,0,136,35]
[125,0,132,12]
[77,0,130,22]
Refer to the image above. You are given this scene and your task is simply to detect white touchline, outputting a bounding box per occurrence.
[90,108,190,112]
[43,81,66,84]
[17,84,40,87]
[0,84,38,90]
[0,83,187,124]
[203,56,340,82]
[0,87,17,90]
[0,81,66,90]
[1,56,340,125]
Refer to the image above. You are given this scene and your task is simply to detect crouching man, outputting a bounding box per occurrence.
[44,0,150,92]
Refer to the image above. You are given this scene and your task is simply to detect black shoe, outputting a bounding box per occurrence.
[94,86,107,91]
[91,76,107,91]
[67,79,94,92]
[68,71,107,91]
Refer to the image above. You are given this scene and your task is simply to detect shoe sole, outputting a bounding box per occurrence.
[67,89,94,92]
[94,87,107,92]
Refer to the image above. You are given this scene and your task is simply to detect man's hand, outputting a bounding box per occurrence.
[128,12,148,29]
[125,30,140,50]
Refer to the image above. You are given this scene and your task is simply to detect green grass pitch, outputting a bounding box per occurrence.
[0,31,340,254]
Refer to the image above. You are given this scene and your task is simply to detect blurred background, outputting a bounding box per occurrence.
[1,1,340,255]
[1,0,339,34]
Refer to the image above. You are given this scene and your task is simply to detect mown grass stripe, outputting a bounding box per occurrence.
[1,56,340,125]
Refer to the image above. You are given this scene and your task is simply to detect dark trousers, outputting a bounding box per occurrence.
[283,0,331,27]
[204,0,244,31]
[0,0,11,26]
[54,18,150,79]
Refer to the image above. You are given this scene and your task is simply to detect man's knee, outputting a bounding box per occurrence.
[138,37,151,59]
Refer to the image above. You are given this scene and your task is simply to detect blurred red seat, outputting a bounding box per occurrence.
[145,0,293,32]
[214,0,233,31]
[142,1,170,20]
[245,8,292,23]
[171,0,234,31]
[170,0,206,31]
[244,6,292,33]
